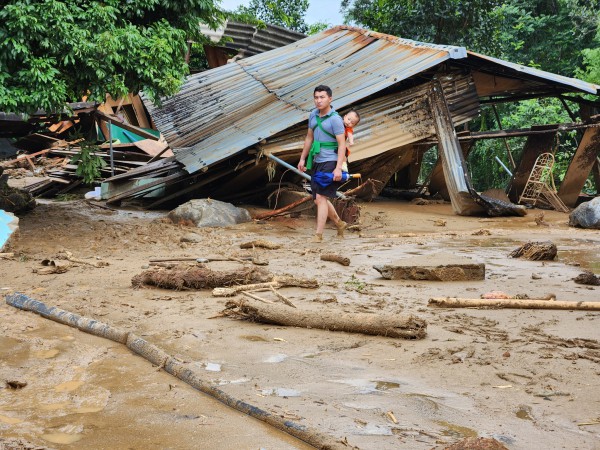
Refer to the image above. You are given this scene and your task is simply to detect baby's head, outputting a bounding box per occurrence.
[343,110,360,128]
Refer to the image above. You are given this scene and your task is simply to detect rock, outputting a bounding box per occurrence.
[169,199,251,228]
[509,241,557,261]
[573,271,600,286]
[180,232,203,243]
[373,253,485,281]
[569,197,600,229]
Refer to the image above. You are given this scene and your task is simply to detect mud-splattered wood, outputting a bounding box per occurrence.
[374,254,484,281]
[429,297,600,311]
[240,240,281,249]
[223,298,427,339]
[320,254,350,266]
[212,276,318,297]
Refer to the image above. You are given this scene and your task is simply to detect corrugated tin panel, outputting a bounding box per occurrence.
[260,73,480,161]
[146,27,462,175]
[199,21,306,56]
[467,51,599,95]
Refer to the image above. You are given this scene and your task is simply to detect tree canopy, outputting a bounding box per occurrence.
[0,0,225,114]
[235,0,310,33]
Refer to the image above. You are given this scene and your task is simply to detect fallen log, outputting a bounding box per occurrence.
[429,297,600,311]
[222,298,427,339]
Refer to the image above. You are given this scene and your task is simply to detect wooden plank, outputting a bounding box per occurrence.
[105,171,187,203]
[558,125,600,207]
[132,139,173,157]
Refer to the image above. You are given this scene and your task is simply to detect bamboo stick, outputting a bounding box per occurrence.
[429,297,600,311]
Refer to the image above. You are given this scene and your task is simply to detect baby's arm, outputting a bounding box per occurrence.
[347,130,354,146]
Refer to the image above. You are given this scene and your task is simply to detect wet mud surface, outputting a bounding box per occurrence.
[1,199,599,449]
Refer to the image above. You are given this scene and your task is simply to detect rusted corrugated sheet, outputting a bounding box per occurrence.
[468,51,599,95]
[260,73,480,162]
[199,21,306,57]
[145,27,466,175]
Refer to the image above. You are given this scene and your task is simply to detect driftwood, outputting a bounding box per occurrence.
[212,276,319,297]
[429,297,600,311]
[253,196,312,220]
[132,266,272,290]
[320,254,350,266]
[222,298,427,339]
[240,240,282,250]
[149,256,252,263]
[509,241,557,260]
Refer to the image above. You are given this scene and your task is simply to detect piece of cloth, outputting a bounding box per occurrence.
[308,108,344,165]
[310,161,342,199]
[344,126,354,157]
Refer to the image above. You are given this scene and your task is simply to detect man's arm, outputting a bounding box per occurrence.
[333,133,346,181]
[298,128,314,172]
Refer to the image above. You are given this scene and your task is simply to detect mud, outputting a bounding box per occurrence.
[1,197,599,449]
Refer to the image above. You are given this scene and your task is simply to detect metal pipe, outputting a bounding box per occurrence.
[495,156,513,177]
[266,153,345,198]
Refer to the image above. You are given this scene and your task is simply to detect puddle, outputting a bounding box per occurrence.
[240,335,269,342]
[516,406,533,421]
[42,432,83,445]
[205,363,222,372]
[54,380,83,392]
[0,414,24,424]
[354,423,393,436]
[559,249,600,271]
[436,420,478,438]
[263,354,288,363]
[33,348,60,359]
[261,388,301,397]
[330,379,401,394]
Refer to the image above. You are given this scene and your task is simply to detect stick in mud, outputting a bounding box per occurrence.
[223,297,427,339]
[320,254,350,266]
[4,293,351,450]
[429,297,600,311]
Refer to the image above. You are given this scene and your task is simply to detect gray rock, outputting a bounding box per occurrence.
[169,199,251,228]
[569,197,600,229]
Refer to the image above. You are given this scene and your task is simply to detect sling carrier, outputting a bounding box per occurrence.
[306,111,339,170]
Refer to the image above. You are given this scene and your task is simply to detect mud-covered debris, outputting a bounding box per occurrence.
[509,241,557,261]
[132,265,272,290]
[6,380,27,389]
[472,229,491,235]
[573,271,600,286]
[240,240,281,249]
[442,437,509,450]
[321,253,350,266]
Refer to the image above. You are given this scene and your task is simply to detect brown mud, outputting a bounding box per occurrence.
[1,197,599,449]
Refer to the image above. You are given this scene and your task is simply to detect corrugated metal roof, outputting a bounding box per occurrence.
[146,26,464,174]
[467,51,599,95]
[199,21,306,57]
[145,26,598,176]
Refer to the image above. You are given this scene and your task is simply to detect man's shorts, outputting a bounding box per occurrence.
[310,160,342,199]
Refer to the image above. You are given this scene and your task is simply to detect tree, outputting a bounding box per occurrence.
[237,0,310,33]
[341,0,503,54]
[0,0,225,114]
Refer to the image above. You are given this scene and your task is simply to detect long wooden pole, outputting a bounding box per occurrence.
[429,297,600,311]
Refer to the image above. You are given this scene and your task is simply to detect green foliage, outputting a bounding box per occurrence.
[236,0,310,33]
[341,0,503,54]
[55,193,82,201]
[71,141,106,185]
[308,22,331,35]
[0,0,225,114]
[344,274,367,293]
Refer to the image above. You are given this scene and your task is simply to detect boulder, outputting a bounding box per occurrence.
[169,199,251,228]
[569,197,600,229]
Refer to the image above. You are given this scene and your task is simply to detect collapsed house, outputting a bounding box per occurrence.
[99,26,600,215]
[3,26,599,215]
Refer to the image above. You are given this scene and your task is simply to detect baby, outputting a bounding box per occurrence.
[342,110,360,172]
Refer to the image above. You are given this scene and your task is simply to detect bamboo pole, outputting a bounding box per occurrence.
[429,297,600,311]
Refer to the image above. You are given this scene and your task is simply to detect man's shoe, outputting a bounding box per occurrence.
[336,221,347,237]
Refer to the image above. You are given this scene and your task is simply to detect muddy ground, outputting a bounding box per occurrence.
[1,195,599,450]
